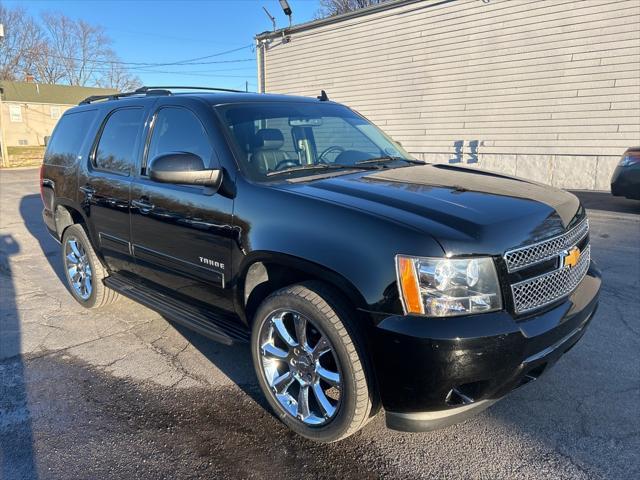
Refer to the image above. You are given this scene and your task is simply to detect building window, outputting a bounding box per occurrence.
[50,106,61,120]
[9,105,22,122]
[18,139,28,146]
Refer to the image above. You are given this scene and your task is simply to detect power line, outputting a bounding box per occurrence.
[38,44,255,68]
[131,66,258,74]
[105,27,240,45]
[135,70,258,78]
[46,62,259,79]
[137,44,255,67]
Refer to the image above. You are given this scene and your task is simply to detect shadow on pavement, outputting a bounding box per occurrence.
[571,190,640,215]
[18,193,264,414]
[19,194,65,285]
[0,234,38,480]
[170,324,266,407]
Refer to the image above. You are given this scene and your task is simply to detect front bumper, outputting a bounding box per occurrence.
[371,262,601,432]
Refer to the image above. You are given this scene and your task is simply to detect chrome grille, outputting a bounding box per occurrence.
[511,245,590,314]
[504,219,589,273]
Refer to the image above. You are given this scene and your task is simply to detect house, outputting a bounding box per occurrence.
[0,80,117,147]
[255,0,640,191]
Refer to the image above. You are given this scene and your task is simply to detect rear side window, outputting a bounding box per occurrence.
[145,107,213,173]
[94,108,144,175]
[44,110,98,167]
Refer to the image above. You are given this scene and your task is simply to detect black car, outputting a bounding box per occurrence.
[41,86,601,442]
[611,147,640,200]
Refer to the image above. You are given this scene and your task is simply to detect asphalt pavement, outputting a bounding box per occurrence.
[1,167,639,479]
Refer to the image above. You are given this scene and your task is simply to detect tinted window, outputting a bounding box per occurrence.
[44,110,98,166]
[312,116,380,161]
[146,107,213,172]
[218,103,412,180]
[94,108,143,175]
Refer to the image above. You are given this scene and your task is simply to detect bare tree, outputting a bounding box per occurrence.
[1,5,138,89]
[99,59,141,92]
[315,0,392,18]
[41,13,113,86]
[31,42,67,84]
[0,5,45,80]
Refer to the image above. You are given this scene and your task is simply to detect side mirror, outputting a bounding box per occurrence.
[148,152,222,189]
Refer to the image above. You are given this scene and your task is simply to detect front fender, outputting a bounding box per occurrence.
[231,178,445,315]
[236,250,368,312]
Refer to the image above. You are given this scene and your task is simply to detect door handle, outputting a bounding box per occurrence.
[132,198,155,214]
[79,185,95,198]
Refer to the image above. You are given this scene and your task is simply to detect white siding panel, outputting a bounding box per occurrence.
[261,0,640,189]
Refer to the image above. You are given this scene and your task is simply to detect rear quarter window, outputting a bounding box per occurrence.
[44,110,98,167]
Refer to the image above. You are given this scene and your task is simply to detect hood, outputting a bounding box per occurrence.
[276,164,582,256]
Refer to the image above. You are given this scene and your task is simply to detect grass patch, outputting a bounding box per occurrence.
[2,146,45,168]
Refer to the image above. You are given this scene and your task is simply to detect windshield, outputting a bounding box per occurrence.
[216,102,415,181]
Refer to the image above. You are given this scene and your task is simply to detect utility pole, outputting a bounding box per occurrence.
[0,24,9,167]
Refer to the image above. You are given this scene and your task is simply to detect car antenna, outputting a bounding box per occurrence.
[317,90,329,101]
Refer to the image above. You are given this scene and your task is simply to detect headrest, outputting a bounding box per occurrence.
[254,129,284,150]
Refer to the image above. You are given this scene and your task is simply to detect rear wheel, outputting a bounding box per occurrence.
[251,282,375,442]
[61,224,119,308]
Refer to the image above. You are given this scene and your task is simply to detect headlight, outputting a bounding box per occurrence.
[396,255,502,317]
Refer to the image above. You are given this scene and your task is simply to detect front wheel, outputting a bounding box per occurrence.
[251,282,375,442]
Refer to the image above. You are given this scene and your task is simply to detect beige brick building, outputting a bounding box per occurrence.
[256,0,640,190]
[0,81,116,147]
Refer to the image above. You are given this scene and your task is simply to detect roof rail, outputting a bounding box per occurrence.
[79,85,247,105]
[78,90,168,105]
[136,86,246,93]
[79,94,115,105]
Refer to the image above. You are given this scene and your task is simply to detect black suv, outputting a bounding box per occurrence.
[41,87,601,442]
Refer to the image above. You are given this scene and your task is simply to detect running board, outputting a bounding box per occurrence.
[104,274,249,345]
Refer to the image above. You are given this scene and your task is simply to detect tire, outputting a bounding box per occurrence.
[61,224,119,308]
[251,281,375,442]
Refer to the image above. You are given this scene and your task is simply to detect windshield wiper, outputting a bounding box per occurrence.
[355,156,425,166]
[266,163,381,177]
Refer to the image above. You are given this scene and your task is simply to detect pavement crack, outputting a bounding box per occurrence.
[26,319,156,361]
[611,303,640,341]
[142,337,203,387]
[102,351,135,369]
[169,373,188,388]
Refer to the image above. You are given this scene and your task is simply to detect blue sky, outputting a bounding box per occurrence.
[5,0,320,90]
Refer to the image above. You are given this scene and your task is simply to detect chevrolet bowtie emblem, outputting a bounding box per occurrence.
[561,247,581,269]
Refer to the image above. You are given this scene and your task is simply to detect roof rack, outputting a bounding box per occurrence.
[79,85,247,105]
[137,86,246,94]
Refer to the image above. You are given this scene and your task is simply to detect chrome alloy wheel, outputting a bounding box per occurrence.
[64,237,92,300]
[258,310,342,426]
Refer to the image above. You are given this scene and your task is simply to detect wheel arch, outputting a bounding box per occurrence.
[53,202,103,258]
[53,199,89,236]
[237,252,369,326]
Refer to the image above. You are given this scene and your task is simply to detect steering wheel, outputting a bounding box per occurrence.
[318,145,345,163]
[274,159,301,171]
